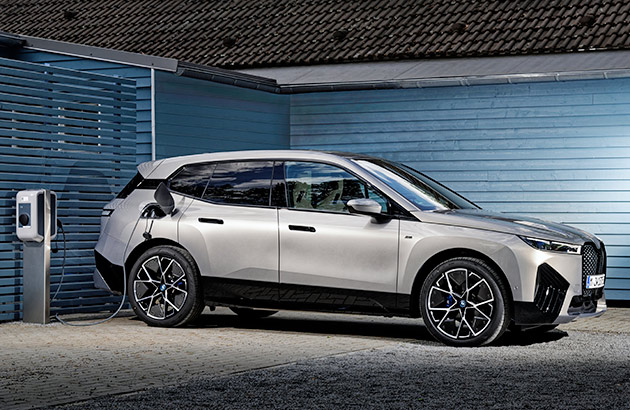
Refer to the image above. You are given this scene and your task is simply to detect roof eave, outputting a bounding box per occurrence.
[5,31,630,95]
[1,31,179,71]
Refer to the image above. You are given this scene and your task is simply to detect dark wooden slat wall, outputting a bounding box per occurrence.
[19,50,152,165]
[0,56,137,321]
[154,70,290,158]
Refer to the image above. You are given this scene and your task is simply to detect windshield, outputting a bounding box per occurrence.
[355,159,479,211]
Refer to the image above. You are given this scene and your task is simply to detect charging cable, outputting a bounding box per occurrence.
[50,219,66,302]
[52,216,141,326]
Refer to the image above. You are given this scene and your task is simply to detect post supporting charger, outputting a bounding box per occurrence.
[16,189,57,324]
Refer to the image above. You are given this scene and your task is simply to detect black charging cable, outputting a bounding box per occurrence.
[51,216,141,326]
[51,219,66,301]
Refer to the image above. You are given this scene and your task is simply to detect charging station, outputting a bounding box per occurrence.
[16,189,57,324]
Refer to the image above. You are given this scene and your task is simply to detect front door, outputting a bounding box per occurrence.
[278,161,399,303]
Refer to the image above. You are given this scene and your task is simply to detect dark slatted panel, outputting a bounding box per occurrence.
[0,56,136,321]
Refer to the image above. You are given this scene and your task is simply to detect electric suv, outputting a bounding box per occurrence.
[94,150,606,346]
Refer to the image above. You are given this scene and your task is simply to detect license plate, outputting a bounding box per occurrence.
[586,274,605,289]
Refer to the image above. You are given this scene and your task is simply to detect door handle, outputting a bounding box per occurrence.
[198,218,224,224]
[288,225,316,233]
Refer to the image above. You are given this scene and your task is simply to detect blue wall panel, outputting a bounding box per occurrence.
[0,56,137,321]
[19,50,152,164]
[154,70,289,159]
[291,79,630,300]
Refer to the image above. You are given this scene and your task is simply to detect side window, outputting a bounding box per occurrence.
[285,162,389,214]
[116,172,144,199]
[169,164,215,198]
[203,161,274,206]
[367,189,389,213]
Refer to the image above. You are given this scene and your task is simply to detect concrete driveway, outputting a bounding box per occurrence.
[1,307,629,409]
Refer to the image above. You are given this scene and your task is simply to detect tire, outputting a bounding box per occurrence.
[128,245,204,327]
[230,307,278,319]
[419,257,511,347]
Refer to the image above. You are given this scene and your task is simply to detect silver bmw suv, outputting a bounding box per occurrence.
[94,150,606,346]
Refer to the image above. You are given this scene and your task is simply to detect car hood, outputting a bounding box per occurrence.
[412,208,600,245]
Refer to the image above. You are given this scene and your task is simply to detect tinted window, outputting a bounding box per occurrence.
[285,162,389,214]
[169,164,215,198]
[203,161,274,206]
[116,172,144,199]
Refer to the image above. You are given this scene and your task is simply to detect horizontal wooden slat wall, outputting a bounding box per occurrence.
[18,50,151,164]
[0,56,136,321]
[291,78,630,300]
[154,70,290,158]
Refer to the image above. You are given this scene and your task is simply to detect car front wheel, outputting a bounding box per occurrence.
[419,257,511,347]
[128,245,204,327]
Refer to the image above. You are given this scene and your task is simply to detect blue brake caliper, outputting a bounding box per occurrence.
[446,294,454,308]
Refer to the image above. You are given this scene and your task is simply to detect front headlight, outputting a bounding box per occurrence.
[519,236,581,254]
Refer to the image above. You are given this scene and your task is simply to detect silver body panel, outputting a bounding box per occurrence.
[95,150,607,325]
[178,196,279,283]
[279,209,399,292]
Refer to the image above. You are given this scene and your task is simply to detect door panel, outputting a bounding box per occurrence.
[279,161,399,293]
[179,200,278,283]
[279,209,399,292]
[175,160,279,285]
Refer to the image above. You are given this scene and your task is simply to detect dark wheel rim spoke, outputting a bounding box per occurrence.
[427,268,495,340]
[134,255,188,320]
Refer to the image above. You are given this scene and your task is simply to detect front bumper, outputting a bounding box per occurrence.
[556,293,607,323]
[514,241,607,326]
[515,293,607,325]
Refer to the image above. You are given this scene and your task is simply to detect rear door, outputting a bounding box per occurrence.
[176,161,279,290]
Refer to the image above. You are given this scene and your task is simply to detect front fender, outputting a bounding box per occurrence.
[398,220,528,301]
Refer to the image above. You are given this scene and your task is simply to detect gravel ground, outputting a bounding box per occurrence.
[59,329,630,410]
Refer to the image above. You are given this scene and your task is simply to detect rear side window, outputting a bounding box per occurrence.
[203,161,274,206]
[116,172,144,199]
[169,164,215,198]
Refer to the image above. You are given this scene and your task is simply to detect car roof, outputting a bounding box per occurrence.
[139,149,381,179]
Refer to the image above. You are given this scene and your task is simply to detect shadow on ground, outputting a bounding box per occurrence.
[497,329,568,346]
[190,312,434,342]
[158,311,570,347]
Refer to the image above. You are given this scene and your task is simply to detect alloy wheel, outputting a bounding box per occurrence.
[133,255,188,320]
[426,267,495,340]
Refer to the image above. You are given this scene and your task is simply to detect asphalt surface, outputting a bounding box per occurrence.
[55,314,630,410]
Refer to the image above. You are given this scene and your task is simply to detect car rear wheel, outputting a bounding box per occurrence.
[230,307,278,319]
[128,245,204,327]
[419,257,511,347]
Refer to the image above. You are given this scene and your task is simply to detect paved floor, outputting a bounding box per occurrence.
[0,307,628,409]
[64,331,630,410]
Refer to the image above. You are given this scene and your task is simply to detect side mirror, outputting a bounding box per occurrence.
[347,198,382,216]
[154,182,176,216]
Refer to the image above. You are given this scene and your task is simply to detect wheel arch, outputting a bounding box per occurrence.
[409,248,514,318]
[124,238,200,276]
